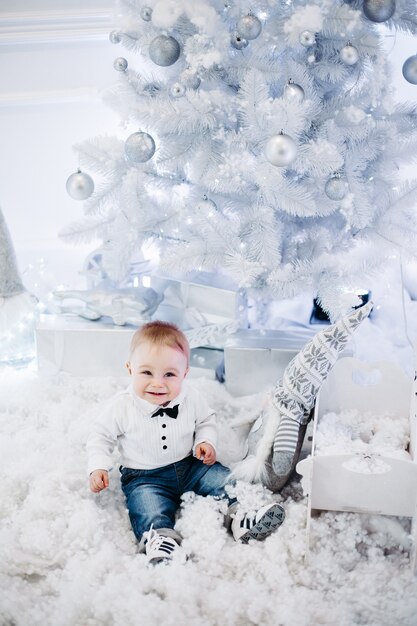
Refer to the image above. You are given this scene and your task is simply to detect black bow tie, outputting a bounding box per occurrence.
[151,404,179,419]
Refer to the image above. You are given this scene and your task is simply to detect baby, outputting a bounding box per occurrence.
[87,320,285,563]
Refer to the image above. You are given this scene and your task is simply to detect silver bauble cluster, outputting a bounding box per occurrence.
[149,35,181,66]
[403,55,417,85]
[66,170,94,200]
[363,0,396,22]
[125,132,156,163]
[265,132,297,167]
[236,14,262,40]
[340,42,359,66]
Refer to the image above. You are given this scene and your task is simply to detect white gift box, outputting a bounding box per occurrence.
[224,327,327,396]
[296,357,417,571]
[35,314,222,378]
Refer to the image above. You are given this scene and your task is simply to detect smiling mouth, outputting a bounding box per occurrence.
[146,391,167,396]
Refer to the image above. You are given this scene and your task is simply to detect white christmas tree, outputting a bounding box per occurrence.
[62,0,417,319]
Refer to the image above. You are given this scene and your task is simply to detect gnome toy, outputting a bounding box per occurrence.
[232,300,373,492]
[0,206,37,363]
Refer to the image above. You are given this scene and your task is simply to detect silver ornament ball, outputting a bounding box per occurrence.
[170,82,186,98]
[125,132,156,163]
[284,80,305,103]
[340,43,359,66]
[109,30,122,44]
[325,176,348,201]
[299,30,315,47]
[149,35,180,67]
[140,6,153,21]
[114,57,128,71]
[66,170,94,201]
[363,0,396,22]
[236,14,262,40]
[402,55,417,85]
[231,32,249,50]
[265,133,297,167]
[182,72,201,90]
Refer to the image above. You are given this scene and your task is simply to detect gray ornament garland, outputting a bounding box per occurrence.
[149,35,181,67]
[363,0,396,23]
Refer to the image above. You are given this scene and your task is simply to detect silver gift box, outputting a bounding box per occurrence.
[224,327,322,397]
[36,314,223,378]
[144,273,247,330]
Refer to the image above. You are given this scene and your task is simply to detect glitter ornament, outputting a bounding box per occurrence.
[299,30,315,47]
[125,132,156,163]
[325,174,348,201]
[170,82,186,98]
[363,0,396,22]
[66,170,94,200]
[231,32,249,50]
[340,42,359,66]
[114,57,128,71]
[265,132,297,167]
[140,6,153,21]
[402,55,417,85]
[236,14,262,40]
[109,30,122,44]
[149,35,180,67]
[283,79,305,103]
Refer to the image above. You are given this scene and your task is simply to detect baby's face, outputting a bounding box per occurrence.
[127,341,189,405]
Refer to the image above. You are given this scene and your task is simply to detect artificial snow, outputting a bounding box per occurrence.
[2,365,417,626]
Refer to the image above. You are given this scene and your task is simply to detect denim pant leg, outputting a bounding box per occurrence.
[120,466,181,543]
[181,456,237,506]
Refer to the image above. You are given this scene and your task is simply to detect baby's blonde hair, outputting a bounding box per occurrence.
[129,320,190,365]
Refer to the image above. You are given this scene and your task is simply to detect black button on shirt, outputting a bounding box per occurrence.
[163,445,167,450]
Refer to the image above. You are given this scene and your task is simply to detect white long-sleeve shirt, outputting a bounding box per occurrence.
[86,381,217,474]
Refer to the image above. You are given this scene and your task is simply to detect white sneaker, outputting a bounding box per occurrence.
[231,502,285,544]
[144,527,179,563]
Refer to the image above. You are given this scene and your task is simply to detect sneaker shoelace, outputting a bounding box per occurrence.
[147,528,176,556]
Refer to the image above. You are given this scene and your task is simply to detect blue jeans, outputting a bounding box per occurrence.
[120,455,234,542]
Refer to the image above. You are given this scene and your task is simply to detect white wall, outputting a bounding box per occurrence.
[0,2,121,289]
[1,4,417,292]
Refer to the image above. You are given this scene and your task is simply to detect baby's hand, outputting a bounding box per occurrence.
[195,442,216,465]
[89,469,109,493]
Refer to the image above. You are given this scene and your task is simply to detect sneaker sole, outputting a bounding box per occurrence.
[239,503,285,544]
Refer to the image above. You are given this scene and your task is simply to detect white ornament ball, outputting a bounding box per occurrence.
[231,32,249,50]
[109,30,122,44]
[265,133,297,167]
[125,132,156,163]
[340,43,359,66]
[140,6,153,21]
[299,30,315,47]
[402,55,417,85]
[325,176,348,201]
[236,14,262,40]
[66,170,94,201]
[284,80,305,103]
[170,82,186,98]
[149,35,180,66]
[363,0,396,22]
[114,57,128,71]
